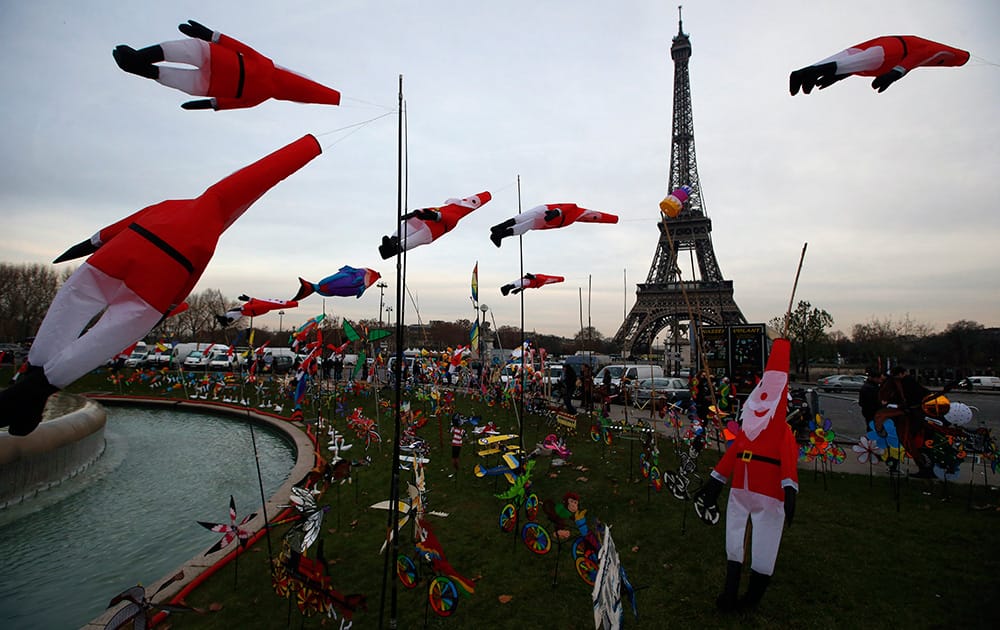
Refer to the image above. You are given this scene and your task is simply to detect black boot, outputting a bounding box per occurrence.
[113,45,160,79]
[738,570,771,610]
[500,284,514,296]
[1,366,59,436]
[489,219,515,247]
[378,235,399,260]
[716,561,741,612]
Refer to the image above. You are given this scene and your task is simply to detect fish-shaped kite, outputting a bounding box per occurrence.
[291,266,381,301]
[490,203,618,247]
[113,20,341,110]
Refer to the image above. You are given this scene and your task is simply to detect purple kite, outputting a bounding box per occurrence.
[291,266,381,301]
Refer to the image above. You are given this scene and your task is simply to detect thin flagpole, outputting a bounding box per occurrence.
[783,243,809,338]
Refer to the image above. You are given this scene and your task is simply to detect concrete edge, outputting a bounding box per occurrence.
[80,396,315,630]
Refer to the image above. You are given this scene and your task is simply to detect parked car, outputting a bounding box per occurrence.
[594,364,666,396]
[958,375,1000,391]
[183,349,211,370]
[816,374,866,392]
[631,376,690,408]
[207,350,239,371]
[124,342,149,368]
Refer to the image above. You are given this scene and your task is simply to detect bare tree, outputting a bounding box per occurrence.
[0,262,64,342]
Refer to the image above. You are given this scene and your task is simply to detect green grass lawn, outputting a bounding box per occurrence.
[11,367,1000,629]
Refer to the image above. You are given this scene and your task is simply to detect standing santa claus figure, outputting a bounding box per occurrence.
[694,338,798,611]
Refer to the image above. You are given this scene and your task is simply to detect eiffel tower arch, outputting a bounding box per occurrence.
[614,13,745,359]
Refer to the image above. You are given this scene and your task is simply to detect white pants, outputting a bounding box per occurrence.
[817,46,886,75]
[397,218,434,251]
[156,39,212,96]
[724,488,785,576]
[29,264,164,387]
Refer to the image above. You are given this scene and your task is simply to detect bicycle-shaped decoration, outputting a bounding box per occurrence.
[396,516,476,618]
[493,458,553,556]
[639,431,663,493]
[663,419,708,502]
[541,492,603,586]
[590,409,616,446]
[271,539,367,627]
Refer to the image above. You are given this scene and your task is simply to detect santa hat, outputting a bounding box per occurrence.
[739,338,790,440]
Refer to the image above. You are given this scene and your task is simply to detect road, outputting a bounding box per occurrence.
[799,385,1000,443]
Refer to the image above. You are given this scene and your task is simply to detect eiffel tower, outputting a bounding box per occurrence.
[614,13,745,358]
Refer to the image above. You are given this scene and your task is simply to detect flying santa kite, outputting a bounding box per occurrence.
[379,192,491,259]
[500,273,565,296]
[693,338,798,612]
[217,295,298,327]
[291,266,381,301]
[0,135,321,436]
[489,203,618,247]
[659,185,692,218]
[113,19,341,110]
[789,35,969,95]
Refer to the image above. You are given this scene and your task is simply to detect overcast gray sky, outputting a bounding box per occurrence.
[1,0,997,342]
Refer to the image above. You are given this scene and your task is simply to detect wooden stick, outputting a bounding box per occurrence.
[782,243,808,338]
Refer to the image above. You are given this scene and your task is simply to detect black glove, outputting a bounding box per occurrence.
[413,208,439,221]
[694,476,723,505]
[693,477,723,525]
[789,62,837,95]
[871,68,905,93]
[784,486,797,528]
[179,20,214,41]
[182,99,215,110]
[543,209,561,222]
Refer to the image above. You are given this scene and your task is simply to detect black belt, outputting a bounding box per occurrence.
[235,52,245,98]
[128,223,194,274]
[738,451,780,466]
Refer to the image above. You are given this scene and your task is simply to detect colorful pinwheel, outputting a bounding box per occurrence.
[278,487,330,553]
[197,495,257,555]
[852,436,884,464]
[103,571,190,630]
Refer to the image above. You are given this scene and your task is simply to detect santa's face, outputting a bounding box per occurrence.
[740,369,787,439]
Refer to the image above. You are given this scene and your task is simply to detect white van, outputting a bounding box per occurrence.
[594,364,666,395]
[960,375,1000,391]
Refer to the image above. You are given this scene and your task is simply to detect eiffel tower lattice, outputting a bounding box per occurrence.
[614,12,745,359]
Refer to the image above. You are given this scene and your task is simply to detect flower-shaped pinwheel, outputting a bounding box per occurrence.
[198,495,257,555]
[799,413,845,464]
[852,436,884,464]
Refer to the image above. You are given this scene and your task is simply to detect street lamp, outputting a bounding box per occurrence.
[376,281,388,325]
[479,303,489,376]
[278,310,285,337]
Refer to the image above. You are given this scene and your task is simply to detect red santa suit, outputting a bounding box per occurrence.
[114,21,341,110]
[379,192,491,259]
[30,135,321,392]
[490,203,618,247]
[790,35,969,95]
[500,273,565,296]
[710,339,797,576]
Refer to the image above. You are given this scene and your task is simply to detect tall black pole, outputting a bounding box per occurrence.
[379,74,405,630]
[516,176,525,455]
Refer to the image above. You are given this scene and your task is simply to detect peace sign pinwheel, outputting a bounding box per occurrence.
[343,320,391,378]
[198,495,258,555]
